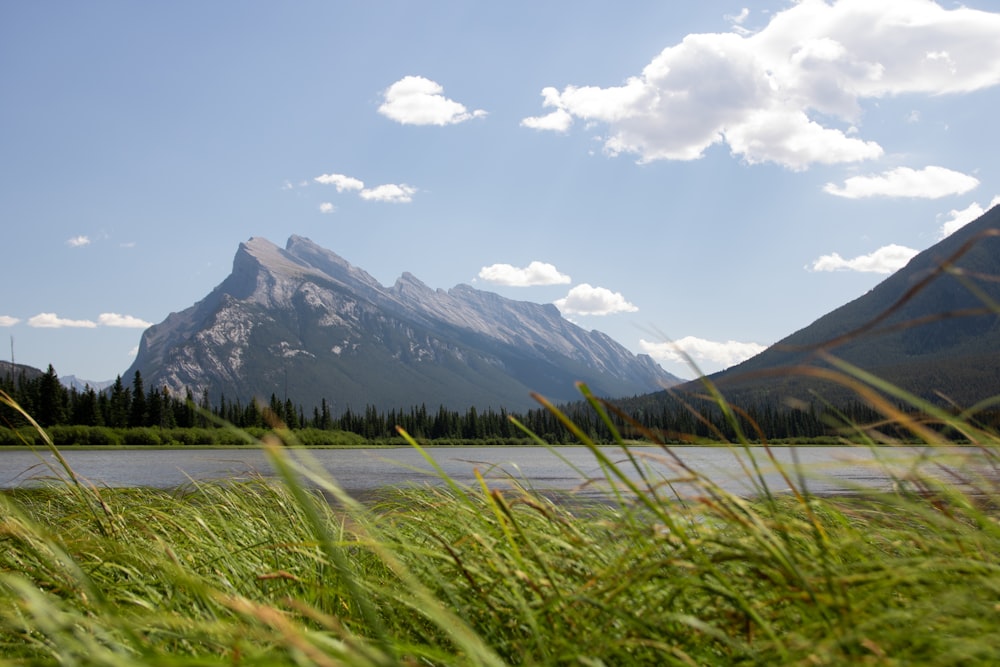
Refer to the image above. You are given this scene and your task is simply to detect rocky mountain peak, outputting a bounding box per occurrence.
[282,235,386,297]
[392,271,432,296]
[126,235,681,411]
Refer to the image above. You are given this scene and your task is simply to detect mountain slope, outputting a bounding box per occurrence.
[705,204,1000,407]
[0,361,44,383]
[125,236,679,411]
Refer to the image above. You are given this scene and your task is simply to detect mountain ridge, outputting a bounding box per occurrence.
[126,236,679,411]
[696,204,1000,407]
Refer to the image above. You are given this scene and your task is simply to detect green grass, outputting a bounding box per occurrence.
[2,386,1000,666]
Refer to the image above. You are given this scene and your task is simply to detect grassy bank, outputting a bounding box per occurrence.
[0,424,375,448]
[2,387,1000,665]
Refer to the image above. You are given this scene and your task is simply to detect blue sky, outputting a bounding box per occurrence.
[2,0,999,383]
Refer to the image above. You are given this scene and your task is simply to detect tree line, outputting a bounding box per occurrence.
[0,365,579,444]
[3,364,983,445]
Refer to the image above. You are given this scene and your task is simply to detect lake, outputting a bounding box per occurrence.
[2,445,993,500]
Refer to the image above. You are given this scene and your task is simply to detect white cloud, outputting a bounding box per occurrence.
[523,0,1000,169]
[639,336,766,369]
[314,173,417,203]
[359,183,417,203]
[66,235,91,247]
[314,173,365,192]
[726,8,750,25]
[477,261,571,286]
[521,90,574,132]
[378,75,487,126]
[938,195,1000,238]
[725,8,753,36]
[823,166,980,199]
[0,316,20,327]
[28,313,97,329]
[553,283,638,316]
[97,313,152,328]
[810,244,919,274]
[521,107,574,132]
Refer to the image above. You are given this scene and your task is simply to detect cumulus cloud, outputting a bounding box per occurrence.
[521,94,574,132]
[97,313,152,328]
[359,183,417,203]
[28,313,97,329]
[314,172,417,204]
[938,195,1000,238]
[477,261,571,286]
[553,284,638,316]
[314,172,416,203]
[314,173,365,192]
[810,244,919,274]
[522,0,1000,169]
[823,166,980,199]
[0,316,20,327]
[639,336,766,369]
[378,75,487,126]
[66,235,91,247]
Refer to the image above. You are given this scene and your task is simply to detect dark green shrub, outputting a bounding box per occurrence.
[293,428,368,447]
[162,428,217,446]
[0,427,27,447]
[122,428,162,446]
[214,428,252,446]
[70,426,122,447]
[47,425,122,447]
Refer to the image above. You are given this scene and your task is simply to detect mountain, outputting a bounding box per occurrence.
[701,205,1000,408]
[60,376,115,392]
[125,235,679,412]
[0,361,44,383]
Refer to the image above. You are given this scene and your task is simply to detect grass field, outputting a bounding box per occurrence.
[2,385,1000,666]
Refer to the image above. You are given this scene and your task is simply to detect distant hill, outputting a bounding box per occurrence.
[125,235,680,412]
[0,361,44,383]
[0,363,110,394]
[699,204,1000,408]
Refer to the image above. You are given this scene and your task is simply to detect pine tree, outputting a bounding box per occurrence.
[129,371,147,427]
[319,398,332,430]
[146,384,163,428]
[175,388,196,428]
[71,386,102,426]
[283,398,299,429]
[37,364,66,426]
[198,389,211,428]
[159,387,177,428]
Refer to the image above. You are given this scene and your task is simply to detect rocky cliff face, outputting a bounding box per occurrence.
[126,236,679,411]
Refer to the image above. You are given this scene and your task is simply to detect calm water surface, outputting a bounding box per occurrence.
[2,446,992,499]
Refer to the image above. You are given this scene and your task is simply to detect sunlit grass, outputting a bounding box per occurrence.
[2,384,1000,666]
